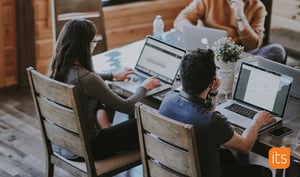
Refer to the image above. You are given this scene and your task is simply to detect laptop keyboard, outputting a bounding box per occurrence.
[225,103,257,119]
[130,75,162,87]
[130,75,146,83]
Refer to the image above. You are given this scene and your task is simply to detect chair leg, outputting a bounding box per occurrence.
[46,161,54,177]
[275,169,284,177]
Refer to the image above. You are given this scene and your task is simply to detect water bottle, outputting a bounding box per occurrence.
[153,15,164,40]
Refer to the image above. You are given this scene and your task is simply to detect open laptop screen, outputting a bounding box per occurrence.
[234,63,293,116]
[135,36,185,84]
[257,56,300,99]
[183,25,227,50]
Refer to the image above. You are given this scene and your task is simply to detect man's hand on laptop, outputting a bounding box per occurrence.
[112,68,135,81]
[254,111,275,128]
[142,77,160,91]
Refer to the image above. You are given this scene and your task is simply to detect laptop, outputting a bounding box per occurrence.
[182,25,227,50]
[110,36,186,97]
[256,56,300,99]
[216,62,293,133]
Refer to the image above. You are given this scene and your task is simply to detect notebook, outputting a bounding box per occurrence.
[110,36,186,97]
[182,25,227,50]
[216,62,293,134]
[256,56,300,99]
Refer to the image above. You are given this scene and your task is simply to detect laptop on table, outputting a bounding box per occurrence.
[216,62,293,134]
[256,56,300,99]
[182,25,227,50]
[110,36,186,97]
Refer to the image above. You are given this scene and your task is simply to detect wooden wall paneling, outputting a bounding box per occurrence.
[16,0,36,88]
[36,58,51,75]
[34,1,52,40]
[104,0,190,49]
[34,0,52,75]
[0,2,4,87]
[4,47,17,86]
[0,1,18,87]
[106,18,175,49]
[35,38,52,73]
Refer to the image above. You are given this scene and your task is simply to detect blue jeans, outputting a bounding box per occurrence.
[249,43,287,64]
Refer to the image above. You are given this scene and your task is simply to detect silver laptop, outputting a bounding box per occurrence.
[110,36,186,97]
[256,56,300,99]
[182,25,227,50]
[216,62,293,133]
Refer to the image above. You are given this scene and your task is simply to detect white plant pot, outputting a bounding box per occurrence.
[216,60,236,94]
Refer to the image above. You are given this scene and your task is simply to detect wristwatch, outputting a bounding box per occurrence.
[208,89,218,97]
[236,15,247,22]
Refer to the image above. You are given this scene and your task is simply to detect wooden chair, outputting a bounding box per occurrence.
[27,67,140,177]
[135,102,201,177]
[51,0,107,54]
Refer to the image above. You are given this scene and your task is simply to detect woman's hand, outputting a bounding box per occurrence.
[141,77,161,91]
[113,68,135,81]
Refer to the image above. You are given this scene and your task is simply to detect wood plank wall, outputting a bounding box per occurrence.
[104,0,192,49]
[0,0,17,87]
[0,2,4,87]
[34,0,53,75]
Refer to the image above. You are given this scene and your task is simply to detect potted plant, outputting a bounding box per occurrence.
[212,37,244,94]
[212,37,244,63]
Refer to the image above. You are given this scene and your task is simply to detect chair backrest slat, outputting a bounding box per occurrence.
[43,120,84,157]
[136,103,201,177]
[144,133,191,176]
[37,96,78,133]
[139,105,192,149]
[147,160,183,177]
[30,70,74,107]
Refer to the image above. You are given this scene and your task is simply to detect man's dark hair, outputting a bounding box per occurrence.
[180,48,216,95]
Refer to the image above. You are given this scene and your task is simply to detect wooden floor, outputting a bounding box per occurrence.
[0,86,142,177]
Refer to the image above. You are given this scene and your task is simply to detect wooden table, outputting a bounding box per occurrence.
[92,40,300,176]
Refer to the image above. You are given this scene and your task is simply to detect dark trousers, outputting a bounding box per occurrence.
[90,118,139,160]
[250,43,287,64]
[220,149,272,177]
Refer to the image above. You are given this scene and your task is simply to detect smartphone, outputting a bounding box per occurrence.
[270,127,293,138]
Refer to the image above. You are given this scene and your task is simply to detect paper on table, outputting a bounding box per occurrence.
[92,40,145,73]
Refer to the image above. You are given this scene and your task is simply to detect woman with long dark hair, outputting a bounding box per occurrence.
[48,19,160,160]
